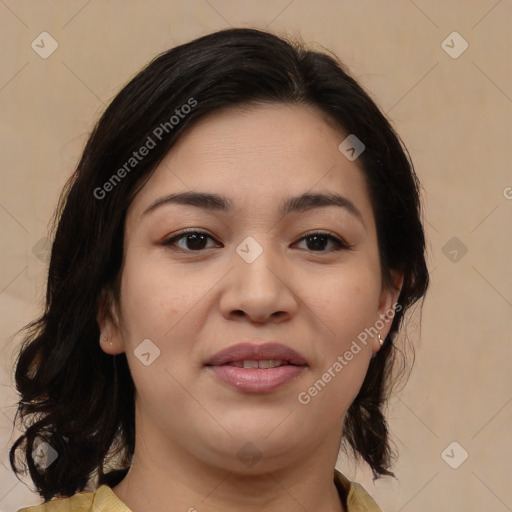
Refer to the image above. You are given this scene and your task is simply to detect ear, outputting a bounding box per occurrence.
[97,287,125,355]
[373,270,404,354]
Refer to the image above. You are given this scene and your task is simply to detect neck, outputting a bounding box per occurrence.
[114,467,344,512]
[111,424,346,512]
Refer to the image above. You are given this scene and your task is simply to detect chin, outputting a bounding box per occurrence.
[196,425,305,470]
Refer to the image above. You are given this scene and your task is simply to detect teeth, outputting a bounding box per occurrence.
[228,360,286,369]
[242,360,259,369]
[258,359,284,369]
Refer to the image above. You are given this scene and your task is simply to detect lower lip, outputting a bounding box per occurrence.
[207,365,306,393]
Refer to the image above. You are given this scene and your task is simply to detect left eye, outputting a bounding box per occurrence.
[294,232,351,252]
[161,230,352,253]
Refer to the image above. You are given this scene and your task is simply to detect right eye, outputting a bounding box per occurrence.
[160,230,220,252]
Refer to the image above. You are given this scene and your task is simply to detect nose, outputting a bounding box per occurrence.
[219,244,299,324]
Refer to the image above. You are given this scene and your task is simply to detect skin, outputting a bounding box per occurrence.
[98,103,402,512]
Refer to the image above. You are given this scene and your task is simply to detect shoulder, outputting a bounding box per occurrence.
[334,470,383,512]
[19,476,379,512]
[16,490,94,512]
[16,485,130,512]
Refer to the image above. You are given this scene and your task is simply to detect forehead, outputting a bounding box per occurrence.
[128,103,373,223]
[163,102,350,176]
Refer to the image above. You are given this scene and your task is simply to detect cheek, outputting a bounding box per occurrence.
[116,255,201,415]
[302,261,381,345]
[297,352,371,428]
[119,250,203,341]
[117,250,215,392]
[294,262,380,414]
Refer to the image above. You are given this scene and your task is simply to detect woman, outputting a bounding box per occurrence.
[10,27,429,512]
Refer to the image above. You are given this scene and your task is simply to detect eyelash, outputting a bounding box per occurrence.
[160,229,354,253]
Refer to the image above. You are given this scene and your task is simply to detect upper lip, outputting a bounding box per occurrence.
[205,342,307,366]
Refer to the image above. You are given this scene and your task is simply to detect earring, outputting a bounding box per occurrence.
[102,335,113,346]
[378,334,384,346]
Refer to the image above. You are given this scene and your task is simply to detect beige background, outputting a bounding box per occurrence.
[1,1,511,511]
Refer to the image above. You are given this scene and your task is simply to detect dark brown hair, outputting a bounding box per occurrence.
[9,27,429,501]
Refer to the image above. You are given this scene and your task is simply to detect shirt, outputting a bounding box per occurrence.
[17,469,382,512]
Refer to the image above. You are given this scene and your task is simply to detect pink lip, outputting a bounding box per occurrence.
[205,342,307,393]
[205,342,307,366]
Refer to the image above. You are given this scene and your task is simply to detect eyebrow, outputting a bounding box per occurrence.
[142,191,365,226]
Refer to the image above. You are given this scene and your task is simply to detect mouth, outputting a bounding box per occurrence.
[223,359,294,369]
[204,342,307,393]
[205,342,307,367]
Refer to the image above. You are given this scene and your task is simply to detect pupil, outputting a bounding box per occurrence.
[307,235,327,251]
[187,234,207,250]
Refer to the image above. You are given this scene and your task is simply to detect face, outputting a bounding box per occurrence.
[99,103,401,474]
